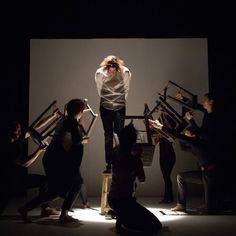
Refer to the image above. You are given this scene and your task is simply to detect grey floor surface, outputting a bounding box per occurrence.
[0,196,236,236]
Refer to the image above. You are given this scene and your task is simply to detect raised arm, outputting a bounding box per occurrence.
[16,145,47,168]
[34,109,59,130]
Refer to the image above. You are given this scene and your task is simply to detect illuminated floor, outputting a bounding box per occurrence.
[0,197,236,236]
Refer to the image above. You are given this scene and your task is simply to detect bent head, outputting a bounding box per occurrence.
[66,99,85,120]
[100,55,124,73]
[120,122,137,148]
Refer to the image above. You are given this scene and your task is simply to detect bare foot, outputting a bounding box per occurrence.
[41,207,60,217]
[170,204,186,211]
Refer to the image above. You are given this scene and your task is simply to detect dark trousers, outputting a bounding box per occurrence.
[202,169,222,214]
[24,171,83,212]
[100,106,125,169]
[176,170,203,206]
[177,170,221,214]
[78,183,88,205]
[108,197,162,234]
[0,174,48,215]
[159,138,176,200]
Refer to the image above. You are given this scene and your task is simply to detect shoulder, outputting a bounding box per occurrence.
[63,116,77,129]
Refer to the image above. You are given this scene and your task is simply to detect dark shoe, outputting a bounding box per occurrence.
[116,219,123,234]
[41,207,60,217]
[107,209,116,219]
[18,207,32,223]
[82,202,91,209]
[159,199,173,204]
[59,215,79,223]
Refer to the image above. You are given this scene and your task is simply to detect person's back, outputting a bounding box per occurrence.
[109,146,144,199]
[108,123,162,234]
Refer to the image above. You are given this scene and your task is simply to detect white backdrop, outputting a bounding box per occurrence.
[29,38,208,197]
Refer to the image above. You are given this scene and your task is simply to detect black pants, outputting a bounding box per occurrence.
[176,170,203,206]
[100,106,125,169]
[78,183,88,205]
[108,196,162,234]
[0,174,48,215]
[177,170,221,214]
[202,169,222,214]
[23,171,83,212]
[159,138,176,200]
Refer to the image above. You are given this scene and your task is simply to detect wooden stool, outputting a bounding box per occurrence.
[100,173,112,215]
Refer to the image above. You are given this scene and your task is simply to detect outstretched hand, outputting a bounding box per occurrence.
[148,119,163,129]
[184,111,193,120]
[176,90,184,100]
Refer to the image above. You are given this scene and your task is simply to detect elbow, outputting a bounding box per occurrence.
[16,161,28,168]
[24,163,30,168]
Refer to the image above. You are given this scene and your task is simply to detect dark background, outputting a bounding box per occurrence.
[1,1,235,191]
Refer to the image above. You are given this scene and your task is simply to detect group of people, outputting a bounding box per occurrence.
[149,92,222,214]
[0,54,224,234]
[1,99,90,223]
[95,56,224,224]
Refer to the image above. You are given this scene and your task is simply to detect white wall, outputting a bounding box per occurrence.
[29,38,208,197]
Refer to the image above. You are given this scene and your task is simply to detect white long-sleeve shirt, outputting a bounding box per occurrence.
[95,66,131,111]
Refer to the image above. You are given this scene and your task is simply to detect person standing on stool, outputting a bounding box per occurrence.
[95,55,131,173]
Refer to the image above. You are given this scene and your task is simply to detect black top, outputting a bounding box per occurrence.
[42,115,84,195]
[162,111,218,167]
[0,134,27,182]
[108,146,145,199]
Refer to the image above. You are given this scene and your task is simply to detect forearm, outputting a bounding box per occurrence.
[162,126,197,145]
[35,113,57,130]
[17,149,43,167]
